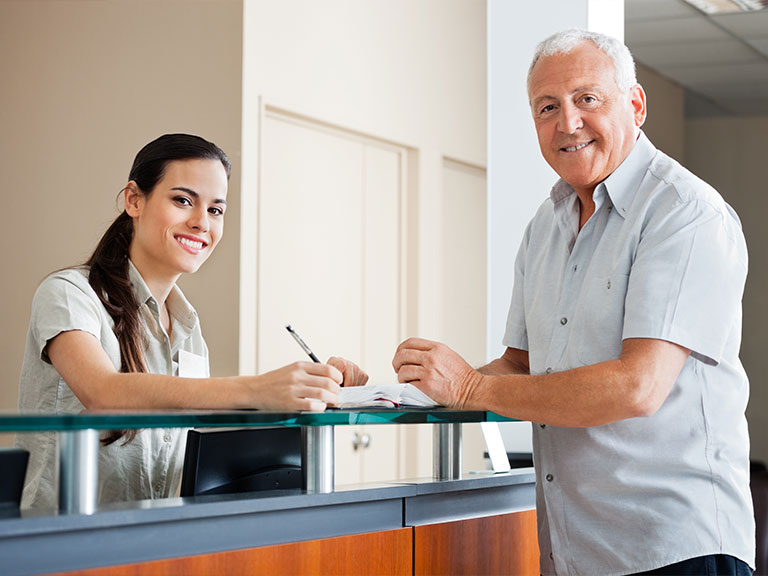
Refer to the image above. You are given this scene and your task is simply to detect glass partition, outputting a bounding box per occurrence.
[0,408,514,432]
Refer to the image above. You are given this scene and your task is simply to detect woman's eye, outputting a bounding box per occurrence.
[174,196,192,206]
[208,206,225,216]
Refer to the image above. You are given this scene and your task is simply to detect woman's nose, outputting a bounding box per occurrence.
[188,207,209,232]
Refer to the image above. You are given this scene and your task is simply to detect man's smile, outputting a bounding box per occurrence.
[560,140,594,153]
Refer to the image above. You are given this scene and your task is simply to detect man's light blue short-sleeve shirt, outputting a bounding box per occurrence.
[503,133,754,575]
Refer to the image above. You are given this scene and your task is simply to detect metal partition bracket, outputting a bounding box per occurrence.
[59,428,99,514]
[433,422,462,480]
[301,426,335,493]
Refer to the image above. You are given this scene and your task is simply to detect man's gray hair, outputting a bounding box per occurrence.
[527,28,637,94]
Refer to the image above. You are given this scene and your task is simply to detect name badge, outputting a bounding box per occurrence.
[178,349,210,378]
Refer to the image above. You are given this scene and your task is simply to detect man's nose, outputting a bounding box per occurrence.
[558,103,583,134]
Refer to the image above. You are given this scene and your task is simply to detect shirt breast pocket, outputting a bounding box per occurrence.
[577,273,630,366]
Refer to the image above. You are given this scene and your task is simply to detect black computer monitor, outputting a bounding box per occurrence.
[180,427,302,497]
[0,448,29,510]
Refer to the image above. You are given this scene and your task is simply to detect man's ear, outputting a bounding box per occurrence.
[123,181,143,217]
[630,84,647,128]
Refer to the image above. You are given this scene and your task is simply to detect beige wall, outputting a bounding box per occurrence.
[636,64,685,162]
[685,116,768,466]
[0,1,243,431]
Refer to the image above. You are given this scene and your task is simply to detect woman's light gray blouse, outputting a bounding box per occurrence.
[16,262,208,509]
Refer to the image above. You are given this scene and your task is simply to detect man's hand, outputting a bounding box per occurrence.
[327,357,369,387]
[392,338,482,409]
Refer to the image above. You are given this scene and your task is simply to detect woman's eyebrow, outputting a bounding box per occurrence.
[171,186,227,205]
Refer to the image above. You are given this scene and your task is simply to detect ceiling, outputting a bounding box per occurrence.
[624,0,768,116]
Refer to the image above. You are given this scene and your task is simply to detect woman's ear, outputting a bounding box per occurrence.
[123,182,143,217]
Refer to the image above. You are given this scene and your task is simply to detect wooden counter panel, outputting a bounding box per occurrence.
[414,510,539,576]
[53,528,413,576]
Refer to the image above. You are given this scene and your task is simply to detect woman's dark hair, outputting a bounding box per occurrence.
[86,134,230,445]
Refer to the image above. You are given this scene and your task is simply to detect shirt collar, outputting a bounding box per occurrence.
[599,130,656,219]
[127,260,199,337]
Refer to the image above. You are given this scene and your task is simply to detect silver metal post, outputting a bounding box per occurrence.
[59,428,99,514]
[301,426,334,493]
[433,423,462,480]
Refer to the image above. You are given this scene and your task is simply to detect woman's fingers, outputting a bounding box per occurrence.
[326,356,369,387]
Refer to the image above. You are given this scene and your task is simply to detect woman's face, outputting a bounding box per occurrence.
[125,158,228,281]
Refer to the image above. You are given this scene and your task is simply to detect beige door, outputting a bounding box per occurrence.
[257,107,406,485]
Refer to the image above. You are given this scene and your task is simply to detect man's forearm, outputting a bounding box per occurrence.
[478,356,529,376]
[477,346,530,376]
[465,339,689,428]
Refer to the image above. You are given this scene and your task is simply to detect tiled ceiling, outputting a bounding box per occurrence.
[625,0,768,116]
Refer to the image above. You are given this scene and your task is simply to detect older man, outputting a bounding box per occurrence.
[394,29,754,575]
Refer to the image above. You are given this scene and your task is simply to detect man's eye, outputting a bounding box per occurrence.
[540,104,555,115]
[581,95,597,104]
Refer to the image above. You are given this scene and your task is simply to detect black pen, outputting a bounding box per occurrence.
[285,325,320,363]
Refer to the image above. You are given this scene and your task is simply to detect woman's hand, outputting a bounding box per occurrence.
[327,357,369,387]
[249,361,344,411]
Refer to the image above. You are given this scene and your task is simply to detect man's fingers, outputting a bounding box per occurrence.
[396,365,423,384]
[393,348,430,372]
[395,337,436,354]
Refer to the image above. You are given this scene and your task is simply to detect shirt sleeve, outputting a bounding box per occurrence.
[622,197,747,366]
[30,272,106,364]
[502,221,532,351]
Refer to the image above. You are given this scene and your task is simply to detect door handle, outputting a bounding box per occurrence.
[352,432,371,451]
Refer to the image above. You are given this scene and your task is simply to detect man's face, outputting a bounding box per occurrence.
[528,42,646,197]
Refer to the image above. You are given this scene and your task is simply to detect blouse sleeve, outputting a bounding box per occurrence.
[30,271,107,364]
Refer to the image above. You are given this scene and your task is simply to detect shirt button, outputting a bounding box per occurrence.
[550,552,554,560]
[560,317,568,325]
[163,434,171,443]
[545,367,552,374]
[540,423,546,429]
[607,280,612,289]
[572,265,578,272]
[155,483,162,492]
[546,474,554,482]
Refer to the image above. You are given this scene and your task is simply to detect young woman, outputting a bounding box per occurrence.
[17,133,367,508]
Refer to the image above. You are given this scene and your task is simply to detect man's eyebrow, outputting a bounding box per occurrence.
[171,186,227,205]
[532,86,603,108]
[571,85,601,95]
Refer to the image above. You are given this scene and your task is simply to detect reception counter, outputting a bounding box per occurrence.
[0,410,538,575]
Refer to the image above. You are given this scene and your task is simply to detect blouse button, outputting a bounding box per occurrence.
[607,280,612,290]
[163,434,171,443]
[545,367,552,374]
[546,474,554,482]
[560,317,568,326]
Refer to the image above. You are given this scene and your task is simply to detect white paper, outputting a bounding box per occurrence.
[338,383,438,409]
